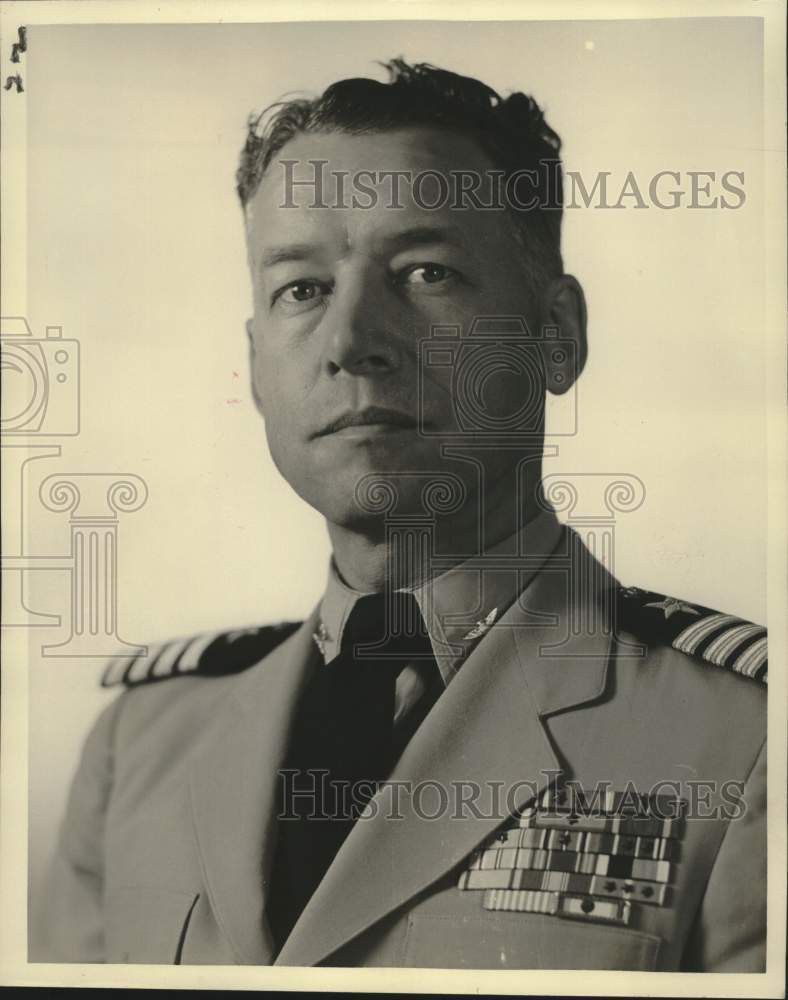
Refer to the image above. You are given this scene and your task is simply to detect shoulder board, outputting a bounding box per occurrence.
[617,586,767,684]
[101,620,302,688]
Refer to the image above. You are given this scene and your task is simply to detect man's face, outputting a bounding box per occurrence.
[245,128,546,529]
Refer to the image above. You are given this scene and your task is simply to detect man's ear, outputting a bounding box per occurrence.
[538,275,588,396]
[245,317,265,415]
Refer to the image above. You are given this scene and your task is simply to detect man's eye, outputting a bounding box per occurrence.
[272,280,330,307]
[400,263,456,286]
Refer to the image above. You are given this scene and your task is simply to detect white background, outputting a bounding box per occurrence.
[19,17,766,931]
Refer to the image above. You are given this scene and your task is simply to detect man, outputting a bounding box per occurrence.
[36,60,766,970]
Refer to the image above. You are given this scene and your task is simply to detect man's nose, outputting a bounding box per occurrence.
[322,277,401,377]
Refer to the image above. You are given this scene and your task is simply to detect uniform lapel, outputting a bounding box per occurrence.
[275,527,616,967]
[188,610,321,965]
[511,526,619,718]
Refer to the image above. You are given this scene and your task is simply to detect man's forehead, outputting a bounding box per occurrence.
[244,127,503,258]
[261,127,495,187]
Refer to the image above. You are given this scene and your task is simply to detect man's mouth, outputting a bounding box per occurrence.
[315,406,421,437]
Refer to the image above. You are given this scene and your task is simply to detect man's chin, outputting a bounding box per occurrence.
[272,438,468,524]
[293,470,460,531]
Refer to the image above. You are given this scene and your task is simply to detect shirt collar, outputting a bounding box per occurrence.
[316,506,563,685]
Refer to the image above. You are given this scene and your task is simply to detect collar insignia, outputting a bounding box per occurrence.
[463,607,498,641]
[312,621,330,657]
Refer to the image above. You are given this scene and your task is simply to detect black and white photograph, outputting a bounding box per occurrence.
[0,1,785,993]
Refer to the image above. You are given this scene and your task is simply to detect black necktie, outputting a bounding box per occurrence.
[267,591,438,951]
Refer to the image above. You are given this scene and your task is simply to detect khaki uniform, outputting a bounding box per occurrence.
[35,526,766,969]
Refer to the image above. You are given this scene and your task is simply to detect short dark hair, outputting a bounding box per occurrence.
[237,58,564,295]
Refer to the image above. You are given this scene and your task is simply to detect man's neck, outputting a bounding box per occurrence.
[327,480,544,593]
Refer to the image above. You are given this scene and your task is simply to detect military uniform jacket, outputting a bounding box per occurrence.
[36,528,767,970]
